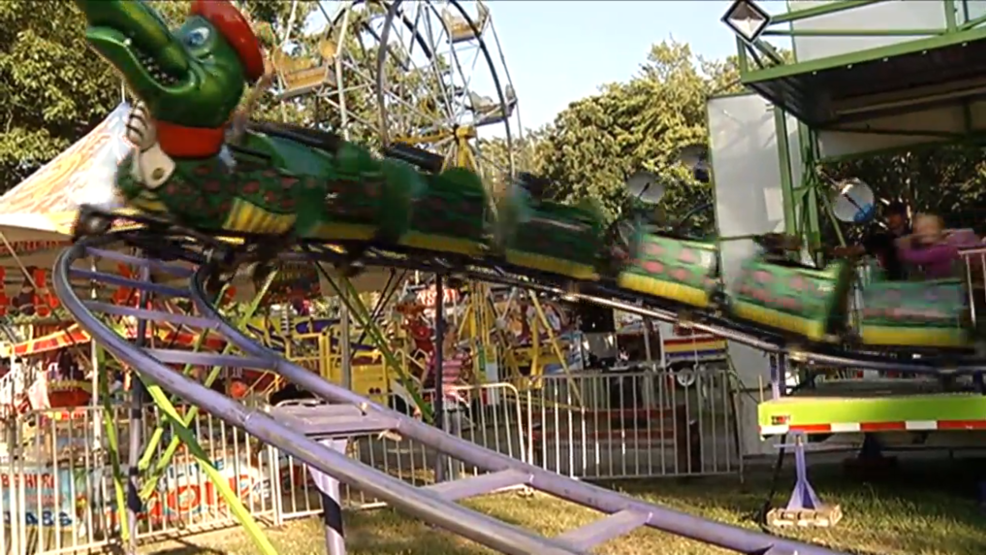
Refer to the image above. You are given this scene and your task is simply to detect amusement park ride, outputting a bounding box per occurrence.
[2,0,986,554]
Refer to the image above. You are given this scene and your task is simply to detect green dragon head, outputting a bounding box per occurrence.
[75,0,265,147]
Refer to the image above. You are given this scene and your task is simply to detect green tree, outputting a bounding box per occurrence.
[475,132,546,199]
[0,0,307,194]
[0,1,119,191]
[530,41,740,234]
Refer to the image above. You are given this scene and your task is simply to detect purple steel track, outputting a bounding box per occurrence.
[54,237,847,555]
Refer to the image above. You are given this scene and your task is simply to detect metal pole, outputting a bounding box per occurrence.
[313,438,349,555]
[340,296,352,391]
[90,257,103,452]
[771,355,784,400]
[642,319,654,363]
[126,265,150,554]
[433,274,445,483]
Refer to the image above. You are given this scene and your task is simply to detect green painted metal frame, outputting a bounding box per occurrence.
[97,280,279,554]
[137,276,276,501]
[728,0,986,252]
[735,0,984,82]
[319,270,434,423]
[758,393,986,433]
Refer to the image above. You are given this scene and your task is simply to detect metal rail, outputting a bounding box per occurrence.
[54,235,846,555]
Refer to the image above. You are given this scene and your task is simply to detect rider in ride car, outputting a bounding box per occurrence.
[895,213,959,279]
[832,201,911,280]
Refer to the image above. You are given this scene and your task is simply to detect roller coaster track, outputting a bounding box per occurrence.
[53,232,858,555]
[279,245,982,376]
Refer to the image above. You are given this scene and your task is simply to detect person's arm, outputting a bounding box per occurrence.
[896,239,957,265]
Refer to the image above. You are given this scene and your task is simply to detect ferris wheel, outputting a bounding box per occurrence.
[263,0,520,183]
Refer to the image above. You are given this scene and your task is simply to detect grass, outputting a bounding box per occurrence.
[142,458,986,555]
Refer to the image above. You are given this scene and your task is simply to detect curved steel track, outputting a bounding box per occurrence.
[54,232,853,555]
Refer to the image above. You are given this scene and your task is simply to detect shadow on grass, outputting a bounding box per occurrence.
[593,457,986,555]
[130,538,226,555]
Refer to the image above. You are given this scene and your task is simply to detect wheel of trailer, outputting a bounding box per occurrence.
[668,362,698,389]
[375,0,519,186]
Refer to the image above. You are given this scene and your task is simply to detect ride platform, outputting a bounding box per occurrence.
[733,1,986,131]
[758,380,986,437]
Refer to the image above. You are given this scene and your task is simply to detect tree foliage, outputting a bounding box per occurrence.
[0,1,119,191]
[0,0,305,193]
[527,42,740,234]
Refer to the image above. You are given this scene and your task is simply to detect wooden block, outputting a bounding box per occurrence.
[766,505,843,528]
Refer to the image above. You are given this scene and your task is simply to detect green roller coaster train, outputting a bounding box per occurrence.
[72,0,986,364]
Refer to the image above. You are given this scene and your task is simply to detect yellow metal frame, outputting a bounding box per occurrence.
[860,325,968,349]
[731,300,827,342]
[396,125,478,171]
[248,315,394,404]
[617,273,710,309]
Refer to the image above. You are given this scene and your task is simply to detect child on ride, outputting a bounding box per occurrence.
[415,328,471,424]
[895,213,959,279]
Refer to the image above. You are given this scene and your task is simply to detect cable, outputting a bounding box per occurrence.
[754,434,788,532]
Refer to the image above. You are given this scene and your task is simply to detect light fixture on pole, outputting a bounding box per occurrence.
[722,0,771,45]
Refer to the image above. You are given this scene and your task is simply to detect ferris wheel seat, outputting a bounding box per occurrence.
[442,2,490,44]
[443,3,490,44]
[477,113,505,127]
[270,43,337,100]
[275,67,337,101]
[468,90,517,126]
[468,92,496,111]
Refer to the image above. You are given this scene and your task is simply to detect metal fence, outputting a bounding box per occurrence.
[0,405,277,555]
[0,369,740,553]
[275,371,740,521]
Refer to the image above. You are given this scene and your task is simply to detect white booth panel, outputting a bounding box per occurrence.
[709,93,799,456]
[789,1,949,62]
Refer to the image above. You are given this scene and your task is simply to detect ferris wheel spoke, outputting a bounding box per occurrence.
[267,1,518,176]
[414,4,458,122]
[377,3,460,141]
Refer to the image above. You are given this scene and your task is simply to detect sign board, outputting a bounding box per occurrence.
[416,286,459,307]
[1,451,271,531]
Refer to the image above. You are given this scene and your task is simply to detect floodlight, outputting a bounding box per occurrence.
[675,144,711,184]
[625,171,665,205]
[832,179,876,224]
[722,0,770,45]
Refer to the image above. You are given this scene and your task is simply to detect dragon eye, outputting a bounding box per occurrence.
[185,27,210,48]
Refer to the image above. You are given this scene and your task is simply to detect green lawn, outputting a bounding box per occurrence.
[143,459,986,555]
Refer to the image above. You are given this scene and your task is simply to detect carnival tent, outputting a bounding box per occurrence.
[0,103,129,249]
